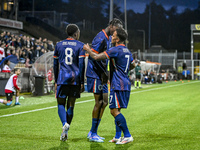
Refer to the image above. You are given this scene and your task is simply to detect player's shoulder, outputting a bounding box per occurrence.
[76,40,84,46]
[93,30,107,41]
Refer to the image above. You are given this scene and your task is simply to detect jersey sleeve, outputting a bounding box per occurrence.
[130,54,134,64]
[53,44,59,84]
[13,75,20,90]
[91,36,104,53]
[104,48,119,59]
[79,45,85,84]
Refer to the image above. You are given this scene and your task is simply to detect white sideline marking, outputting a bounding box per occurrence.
[0,81,199,118]
[0,99,94,118]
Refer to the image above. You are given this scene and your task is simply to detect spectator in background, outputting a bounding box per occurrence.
[2,60,11,73]
[25,58,32,68]
[0,42,5,61]
[0,31,55,64]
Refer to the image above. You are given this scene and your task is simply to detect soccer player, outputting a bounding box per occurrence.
[84,27,135,144]
[134,61,142,88]
[0,68,21,106]
[86,18,123,142]
[53,24,85,141]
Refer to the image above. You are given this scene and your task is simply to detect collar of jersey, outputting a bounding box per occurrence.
[66,38,75,40]
[117,44,125,47]
[102,29,109,40]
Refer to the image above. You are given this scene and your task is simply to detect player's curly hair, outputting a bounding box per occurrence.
[13,68,20,73]
[116,28,128,42]
[109,18,123,28]
[65,24,79,36]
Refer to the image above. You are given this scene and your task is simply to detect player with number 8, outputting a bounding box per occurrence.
[53,24,85,141]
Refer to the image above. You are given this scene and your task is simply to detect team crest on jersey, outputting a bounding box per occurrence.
[98,85,103,91]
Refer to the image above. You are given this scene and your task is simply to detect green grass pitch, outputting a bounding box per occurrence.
[0,80,200,150]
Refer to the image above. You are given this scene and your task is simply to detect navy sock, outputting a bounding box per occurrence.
[66,107,74,125]
[115,119,122,139]
[115,113,131,138]
[91,118,101,135]
[58,104,67,126]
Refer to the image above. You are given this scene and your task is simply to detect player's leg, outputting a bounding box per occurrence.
[5,92,13,106]
[109,108,122,143]
[88,93,104,142]
[108,89,122,143]
[135,78,138,88]
[56,85,69,141]
[109,90,133,144]
[99,84,108,119]
[15,89,20,105]
[58,97,70,141]
[57,97,67,126]
[138,75,142,88]
[0,99,8,105]
[138,79,142,88]
[87,78,104,142]
[66,85,80,125]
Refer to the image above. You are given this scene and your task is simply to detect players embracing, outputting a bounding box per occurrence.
[84,27,135,144]
[86,18,123,143]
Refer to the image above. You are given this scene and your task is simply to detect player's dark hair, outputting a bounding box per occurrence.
[109,18,123,28]
[65,24,79,36]
[14,68,20,73]
[116,28,128,42]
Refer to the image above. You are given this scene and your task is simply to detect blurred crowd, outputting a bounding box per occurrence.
[0,31,55,64]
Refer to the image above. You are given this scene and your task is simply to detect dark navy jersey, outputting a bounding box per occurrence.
[86,29,109,79]
[104,44,134,91]
[54,38,85,85]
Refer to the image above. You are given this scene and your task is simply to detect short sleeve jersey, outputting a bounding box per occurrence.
[104,44,134,91]
[86,30,109,79]
[54,38,85,85]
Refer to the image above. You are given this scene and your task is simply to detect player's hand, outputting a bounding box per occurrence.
[80,84,85,93]
[83,43,90,51]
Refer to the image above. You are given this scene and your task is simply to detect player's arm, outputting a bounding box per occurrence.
[53,45,59,96]
[53,45,59,83]
[129,59,136,70]
[79,49,85,93]
[83,44,107,61]
[13,75,20,91]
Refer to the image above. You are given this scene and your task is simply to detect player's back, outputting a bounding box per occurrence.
[86,30,109,79]
[54,38,84,85]
[107,44,134,91]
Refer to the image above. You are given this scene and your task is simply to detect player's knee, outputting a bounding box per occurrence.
[95,100,103,108]
[102,101,108,108]
[110,109,115,116]
[110,109,119,117]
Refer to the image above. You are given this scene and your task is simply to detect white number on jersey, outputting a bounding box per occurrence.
[65,48,73,65]
[125,55,130,73]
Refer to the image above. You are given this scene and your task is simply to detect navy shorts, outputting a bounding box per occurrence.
[87,77,108,94]
[109,89,130,109]
[56,85,80,99]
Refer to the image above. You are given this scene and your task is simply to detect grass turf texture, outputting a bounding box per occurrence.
[0,80,200,150]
